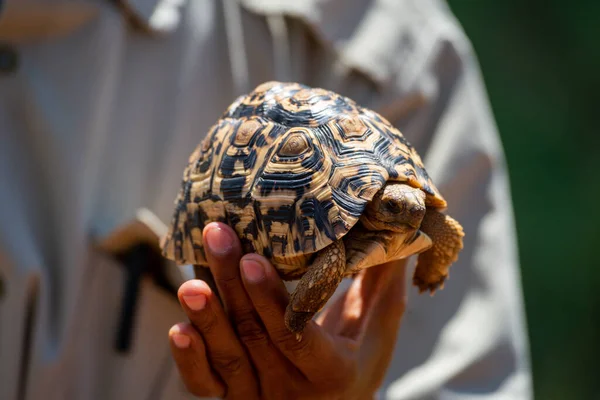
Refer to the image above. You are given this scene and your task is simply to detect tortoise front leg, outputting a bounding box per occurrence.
[413,209,464,293]
[284,240,346,333]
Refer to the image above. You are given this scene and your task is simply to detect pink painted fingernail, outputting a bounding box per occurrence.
[172,333,190,349]
[241,259,265,283]
[183,294,206,311]
[205,225,233,255]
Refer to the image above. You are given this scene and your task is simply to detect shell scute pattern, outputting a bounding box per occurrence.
[161,82,446,270]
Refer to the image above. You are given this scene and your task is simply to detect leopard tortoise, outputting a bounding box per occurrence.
[161,81,464,333]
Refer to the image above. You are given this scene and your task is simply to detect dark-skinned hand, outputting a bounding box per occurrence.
[168,222,407,399]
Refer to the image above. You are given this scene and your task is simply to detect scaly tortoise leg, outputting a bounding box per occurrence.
[413,209,464,293]
[284,240,346,334]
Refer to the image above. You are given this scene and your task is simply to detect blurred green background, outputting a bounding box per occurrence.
[446,2,600,399]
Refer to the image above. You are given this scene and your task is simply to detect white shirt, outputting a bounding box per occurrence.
[0,0,532,398]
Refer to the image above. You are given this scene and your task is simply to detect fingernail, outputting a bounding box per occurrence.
[241,259,265,283]
[183,294,206,311]
[172,333,190,349]
[205,225,233,255]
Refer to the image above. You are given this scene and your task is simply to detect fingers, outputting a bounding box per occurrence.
[239,254,353,382]
[178,279,259,399]
[202,223,296,385]
[169,323,226,398]
[202,223,264,330]
[201,222,244,312]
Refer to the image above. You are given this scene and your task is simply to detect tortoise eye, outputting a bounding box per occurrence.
[384,199,403,213]
[279,132,310,156]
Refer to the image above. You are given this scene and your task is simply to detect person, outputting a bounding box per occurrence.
[0,0,532,398]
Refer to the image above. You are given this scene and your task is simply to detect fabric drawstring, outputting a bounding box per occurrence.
[266,14,292,82]
[223,0,293,93]
[223,0,250,95]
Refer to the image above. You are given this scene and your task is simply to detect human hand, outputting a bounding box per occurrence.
[168,222,407,399]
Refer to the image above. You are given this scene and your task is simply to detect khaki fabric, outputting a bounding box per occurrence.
[0,0,532,399]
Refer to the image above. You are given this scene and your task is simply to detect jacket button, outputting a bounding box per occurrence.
[0,43,19,75]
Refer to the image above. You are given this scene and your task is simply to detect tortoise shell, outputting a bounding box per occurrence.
[161,81,447,268]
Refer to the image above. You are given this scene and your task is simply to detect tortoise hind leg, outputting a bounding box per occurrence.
[413,210,464,293]
[284,240,346,333]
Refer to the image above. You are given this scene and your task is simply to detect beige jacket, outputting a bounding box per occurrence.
[0,0,532,398]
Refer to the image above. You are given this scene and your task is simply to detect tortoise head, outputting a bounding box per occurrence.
[361,182,427,233]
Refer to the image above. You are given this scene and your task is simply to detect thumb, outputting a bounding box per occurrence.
[335,259,407,342]
[354,263,407,397]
